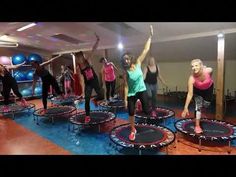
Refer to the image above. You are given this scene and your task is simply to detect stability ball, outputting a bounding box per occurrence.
[27,53,43,64]
[34,86,42,95]
[25,70,35,80]
[0,56,11,65]
[21,89,31,97]
[12,54,26,65]
[13,71,25,81]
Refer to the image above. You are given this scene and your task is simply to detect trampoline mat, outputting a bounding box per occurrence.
[175,118,236,140]
[99,99,125,108]
[135,107,175,119]
[70,111,115,125]
[34,106,76,116]
[51,95,81,104]
[110,124,175,149]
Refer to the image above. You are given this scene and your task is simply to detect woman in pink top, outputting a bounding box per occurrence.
[182,59,214,134]
[100,57,118,102]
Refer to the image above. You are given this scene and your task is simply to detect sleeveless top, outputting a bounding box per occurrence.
[193,69,213,90]
[103,63,116,82]
[144,65,158,84]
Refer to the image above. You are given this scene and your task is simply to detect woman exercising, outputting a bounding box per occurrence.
[0,62,28,112]
[75,33,104,123]
[31,55,63,114]
[121,25,153,141]
[181,59,214,134]
[59,65,74,97]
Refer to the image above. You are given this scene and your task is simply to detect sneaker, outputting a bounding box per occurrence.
[20,99,28,107]
[194,126,203,134]
[40,109,47,115]
[2,106,10,113]
[129,129,137,141]
[151,110,157,117]
[85,116,91,123]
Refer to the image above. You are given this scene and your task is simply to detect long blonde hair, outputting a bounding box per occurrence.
[191,59,203,66]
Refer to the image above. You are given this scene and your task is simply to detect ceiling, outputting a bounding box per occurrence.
[1,22,236,61]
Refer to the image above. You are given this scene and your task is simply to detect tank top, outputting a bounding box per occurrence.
[79,62,98,84]
[144,65,158,84]
[193,69,213,90]
[103,63,116,82]
[0,67,14,83]
[127,63,146,97]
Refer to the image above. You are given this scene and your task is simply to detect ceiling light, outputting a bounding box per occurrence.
[17,23,37,32]
[117,42,124,50]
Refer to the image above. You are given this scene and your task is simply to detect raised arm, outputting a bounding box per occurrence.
[86,33,100,64]
[123,72,128,108]
[136,25,153,65]
[7,61,26,70]
[181,76,194,118]
[40,54,62,67]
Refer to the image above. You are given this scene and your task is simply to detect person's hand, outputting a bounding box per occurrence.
[95,33,100,41]
[124,100,128,109]
[150,25,153,37]
[181,108,189,118]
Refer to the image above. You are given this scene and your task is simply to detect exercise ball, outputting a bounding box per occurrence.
[25,70,35,80]
[0,56,11,65]
[34,87,42,95]
[12,54,26,65]
[13,71,25,81]
[21,89,31,97]
[27,53,43,64]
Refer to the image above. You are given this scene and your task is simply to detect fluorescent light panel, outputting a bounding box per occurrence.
[17,23,37,32]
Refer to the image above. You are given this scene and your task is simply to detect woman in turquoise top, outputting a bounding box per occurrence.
[121,25,153,141]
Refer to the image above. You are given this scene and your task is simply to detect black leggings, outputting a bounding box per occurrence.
[105,80,116,100]
[42,76,62,109]
[127,91,149,116]
[85,78,104,116]
[2,79,22,105]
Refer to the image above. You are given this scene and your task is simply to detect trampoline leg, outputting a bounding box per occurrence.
[12,112,15,120]
[98,125,101,133]
[139,150,142,155]
[227,140,231,154]
[198,139,202,152]
[36,116,39,125]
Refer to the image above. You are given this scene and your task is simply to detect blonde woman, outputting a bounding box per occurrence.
[181,59,214,134]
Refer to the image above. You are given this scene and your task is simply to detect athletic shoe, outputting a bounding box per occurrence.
[194,126,203,134]
[151,110,157,117]
[85,116,91,123]
[20,98,28,107]
[129,128,137,141]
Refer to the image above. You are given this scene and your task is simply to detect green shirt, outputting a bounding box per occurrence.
[127,63,146,97]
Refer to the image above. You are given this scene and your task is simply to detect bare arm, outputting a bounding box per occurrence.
[40,54,62,67]
[86,33,100,64]
[111,62,118,71]
[136,25,153,65]
[101,66,105,85]
[7,61,26,70]
[123,72,128,108]
[181,76,194,118]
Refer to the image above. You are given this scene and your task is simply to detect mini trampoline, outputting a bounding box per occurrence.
[175,118,236,153]
[0,103,35,119]
[99,99,125,116]
[50,95,83,106]
[69,110,116,133]
[135,107,175,125]
[33,105,76,125]
[110,123,175,155]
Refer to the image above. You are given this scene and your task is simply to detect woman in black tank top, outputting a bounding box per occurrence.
[0,62,28,111]
[31,55,63,114]
[143,57,167,116]
[75,33,104,123]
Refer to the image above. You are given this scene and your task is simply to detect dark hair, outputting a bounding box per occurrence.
[31,61,39,65]
[75,51,84,57]
[120,52,135,69]
[99,57,106,63]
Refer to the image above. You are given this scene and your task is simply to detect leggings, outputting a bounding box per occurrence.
[145,83,158,109]
[105,79,116,100]
[85,78,104,116]
[2,79,22,105]
[127,91,149,116]
[42,75,63,109]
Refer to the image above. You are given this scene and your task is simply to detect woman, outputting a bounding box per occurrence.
[100,57,118,102]
[121,25,153,141]
[181,59,213,134]
[59,65,74,97]
[31,55,63,114]
[0,62,28,112]
[143,56,167,117]
[75,33,104,123]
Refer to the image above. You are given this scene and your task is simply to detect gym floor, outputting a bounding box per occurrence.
[0,95,236,155]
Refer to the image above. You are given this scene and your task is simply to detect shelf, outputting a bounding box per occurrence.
[17,80,41,83]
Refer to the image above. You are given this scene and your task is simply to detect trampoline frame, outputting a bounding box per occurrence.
[109,123,176,155]
[0,103,36,119]
[50,95,83,106]
[68,110,116,133]
[99,99,125,117]
[175,118,236,153]
[33,105,76,125]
